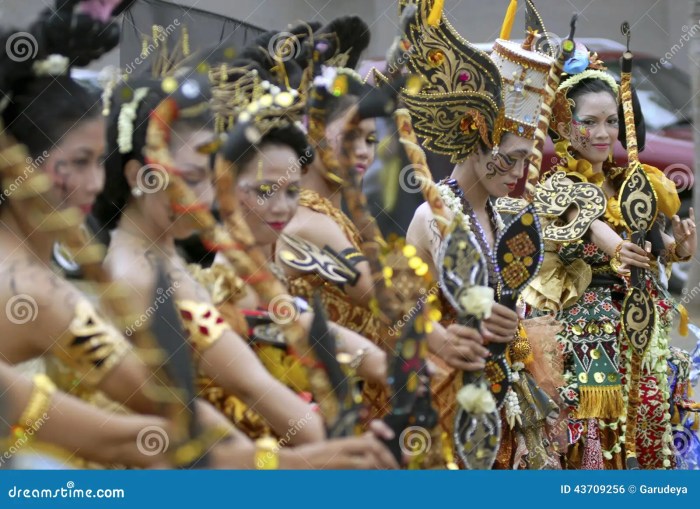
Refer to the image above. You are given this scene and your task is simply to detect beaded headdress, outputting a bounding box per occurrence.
[399,0,555,163]
[550,49,619,139]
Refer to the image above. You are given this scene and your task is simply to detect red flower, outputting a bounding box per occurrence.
[583,243,598,257]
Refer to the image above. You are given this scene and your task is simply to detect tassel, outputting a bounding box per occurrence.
[499,0,518,40]
[678,304,689,336]
[427,0,444,27]
[576,386,624,420]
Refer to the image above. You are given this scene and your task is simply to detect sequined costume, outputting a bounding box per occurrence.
[526,145,697,469]
[286,189,389,420]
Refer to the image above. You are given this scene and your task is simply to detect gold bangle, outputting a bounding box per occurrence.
[14,374,55,435]
[667,241,692,263]
[254,436,279,470]
[170,425,232,467]
[613,240,625,263]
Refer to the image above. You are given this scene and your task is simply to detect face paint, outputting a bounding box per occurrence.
[571,114,592,151]
[485,152,517,179]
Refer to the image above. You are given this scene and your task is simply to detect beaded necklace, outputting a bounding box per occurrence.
[442,178,501,288]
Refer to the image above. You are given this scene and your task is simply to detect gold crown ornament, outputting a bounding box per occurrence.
[489,34,555,141]
[399,0,555,162]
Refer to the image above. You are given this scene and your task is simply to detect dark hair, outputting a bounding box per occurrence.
[224,124,314,177]
[93,90,162,230]
[325,94,358,124]
[93,85,214,230]
[564,76,646,151]
[566,76,617,110]
[2,77,101,160]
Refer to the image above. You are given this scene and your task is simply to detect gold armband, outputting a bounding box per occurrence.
[177,300,230,353]
[254,436,279,470]
[13,374,55,439]
[53,300,131,387]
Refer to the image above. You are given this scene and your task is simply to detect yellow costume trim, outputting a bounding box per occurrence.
[522,249,592,312]
[499,0,518,39]
[177,300,230,353]
[15,374,55,435]
[53,300,131,387]
[576,385,624,420]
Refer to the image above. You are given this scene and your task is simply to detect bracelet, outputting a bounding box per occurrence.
[349,347,370,370]
[13,374,56,438]
[667,241,692,263]
[610,241,628,274]
[254,436,279,470]
[170,425,233,468]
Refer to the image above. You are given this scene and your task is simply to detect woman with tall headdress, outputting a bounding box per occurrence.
[524,42,699,469]
[402,0,566,468]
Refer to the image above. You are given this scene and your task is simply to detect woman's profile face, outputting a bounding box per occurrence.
[133,125,215,241]
[44,116,106,214]
[473,133,534,198]
[564,90,619,167]
[325,115,377,178]
[235,143,301,246]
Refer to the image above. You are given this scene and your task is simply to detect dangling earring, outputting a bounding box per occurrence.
[608,151,613,164]
[131,187,144,198]
[256,157,264,181]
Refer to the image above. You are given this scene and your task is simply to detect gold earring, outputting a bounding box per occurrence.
[256,157,263,181]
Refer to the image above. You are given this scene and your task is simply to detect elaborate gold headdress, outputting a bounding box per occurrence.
[209,63,305,136]
[399,0,555,162]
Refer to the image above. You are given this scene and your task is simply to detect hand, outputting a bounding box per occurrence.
[481,303,518,344]
[280,435,399,469]
[356,349,388,389]
[430,323,489,371]
[672,207,696,258]
[617,241,650,270]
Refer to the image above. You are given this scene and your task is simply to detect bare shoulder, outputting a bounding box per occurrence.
[0,259,85,359]
[286,205,354,251]
[407,202,445,273]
